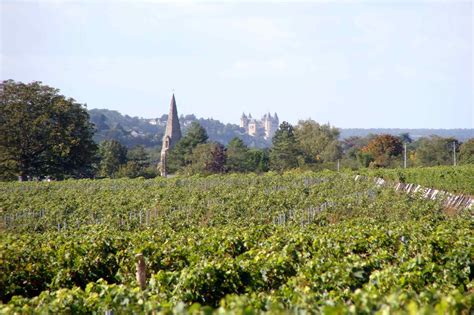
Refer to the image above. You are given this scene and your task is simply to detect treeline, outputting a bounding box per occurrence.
[152,120,473,177]
[1,80,473,180]
[340,128,473,142]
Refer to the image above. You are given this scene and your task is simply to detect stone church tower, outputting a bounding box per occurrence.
[159,94,182,177]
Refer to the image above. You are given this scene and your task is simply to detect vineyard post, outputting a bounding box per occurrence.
[136,253,147,290]
[453,141,457,166]
[403,143,407,169]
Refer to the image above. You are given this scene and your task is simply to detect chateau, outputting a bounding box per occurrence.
[240,112,279,139]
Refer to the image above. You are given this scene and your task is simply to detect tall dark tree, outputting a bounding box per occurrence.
[269,122,299,171]
[167,122,208,172]
[0,80,97,180]
[459,138,474,165]
[98,140,127,178]
[247,148,270,173]
[127,145,149,168]
[181,121,209,148]
[361,134,403,167]
[185,142,226,175]
[398,133,413,144]
[208,142,227,173]
[294,119,341,164]
[226,137,249,172]
[340,136,372,166]
[415,136,459,166]
[115,145,157,179]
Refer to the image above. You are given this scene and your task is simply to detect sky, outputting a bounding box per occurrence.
[1,0,473,128]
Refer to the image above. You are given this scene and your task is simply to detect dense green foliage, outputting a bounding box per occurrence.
[98,140,128,177]
[226,138,252,173]
[270,122,299,171]
[0,80,97,180]
[459,139,474,165]
[414,136,460,167]
[0,172,472,314]
[97,141,157,179]
[294,120,341,165]
[361,135,403,168]
[167,125,270,175]
[185,142,227,175]
[167,122,209,173]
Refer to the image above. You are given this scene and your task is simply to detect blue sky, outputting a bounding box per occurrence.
[1,0,472,128]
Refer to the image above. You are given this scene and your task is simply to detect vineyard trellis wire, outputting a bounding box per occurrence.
[355,175,474,211]
[1,171,472,232]
[0,208,165,231]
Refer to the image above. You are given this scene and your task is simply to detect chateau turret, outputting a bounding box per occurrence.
[240,113,249,130]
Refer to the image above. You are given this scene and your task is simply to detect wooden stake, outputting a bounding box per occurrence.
[135,253,147,290]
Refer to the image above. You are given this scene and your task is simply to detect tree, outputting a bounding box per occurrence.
[0,80,97,180]
[208,142,227,173]
[294,120,341,164]
[226,137,250,172]
[361,134,403,167]
[459,138,474,165]
[127,145,149,168]
[98,140,128,178]
[247,148,270,173]
[398,133,413,144]
[115,145,157,178]
[167,122,208,173]
[320,140,343,162]
[270,122,299,171]
[356,151,374,168]
[414,136,459,166]
[184,142,226,175]
[340,135,375,169]
[182,122,209,148]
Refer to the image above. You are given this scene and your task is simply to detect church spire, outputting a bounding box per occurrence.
[163,94,182,145]
[159,94,182,177]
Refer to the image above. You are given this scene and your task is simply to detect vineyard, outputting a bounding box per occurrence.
[0,168,473,314]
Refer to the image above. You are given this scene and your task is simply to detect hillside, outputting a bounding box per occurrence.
[88,109,473,148]
[88,109,271,148]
